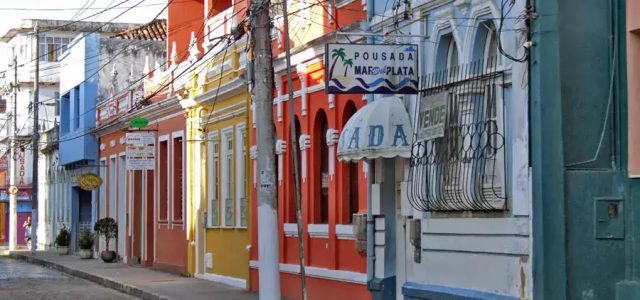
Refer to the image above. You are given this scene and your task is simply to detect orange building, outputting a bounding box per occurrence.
[249,1,369,299]
[93,6,206,275]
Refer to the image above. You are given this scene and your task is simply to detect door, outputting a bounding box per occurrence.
[145,170,154,267]
[0,202,6,243]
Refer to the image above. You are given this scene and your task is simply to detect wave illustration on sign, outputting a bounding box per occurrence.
[325,44,419,94]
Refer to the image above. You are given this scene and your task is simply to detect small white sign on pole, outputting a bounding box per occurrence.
[126,132,155,170]
[416,92,448,142]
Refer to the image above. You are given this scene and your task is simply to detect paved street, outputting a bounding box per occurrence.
[0,256,140,300]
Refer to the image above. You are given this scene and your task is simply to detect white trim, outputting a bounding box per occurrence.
[249,261,366,284]
[308,224,329,239]
[235,122,246,228]
[336,225,356,240]
[116,152,129,261]
[158,134,170,225]
[207,130,220,227]
[171,130,185,226]
[201,108,247,126]
[220,126,234,228]
[142,171,147,261]
[195,273,247,289]
[307,83,324,94]
[284,223,298,237]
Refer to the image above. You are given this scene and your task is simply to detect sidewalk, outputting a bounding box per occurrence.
[10,250,260,300]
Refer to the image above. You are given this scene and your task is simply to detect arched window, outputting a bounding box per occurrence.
[446,35,459,80]
[314,110,329,224]
[288,116,302,223]
[342,101,359,222]
[483,22,498,70]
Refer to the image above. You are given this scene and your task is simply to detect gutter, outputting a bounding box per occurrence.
[366,0,375,285]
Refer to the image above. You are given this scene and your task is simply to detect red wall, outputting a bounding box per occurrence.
[250,64,368,300]
[168,0,205,63]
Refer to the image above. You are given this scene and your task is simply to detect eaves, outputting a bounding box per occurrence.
[91,96,182,137]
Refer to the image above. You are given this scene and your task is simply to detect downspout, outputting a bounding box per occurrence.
[366,0,375,283]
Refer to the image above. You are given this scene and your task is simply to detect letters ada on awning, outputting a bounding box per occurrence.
[337,97,413,162]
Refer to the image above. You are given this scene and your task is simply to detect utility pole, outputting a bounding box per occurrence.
[281,0,307,298]
[250,0,281,297]
[8,56,17,251]
[31,22,40,254]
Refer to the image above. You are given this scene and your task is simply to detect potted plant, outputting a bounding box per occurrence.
[78,231,94,259]
[54,226,70,255]
[94,217,117,263]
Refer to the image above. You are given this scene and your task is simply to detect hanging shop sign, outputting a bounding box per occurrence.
[77,173,103,191]
[325,43,419,94]
[131,118,149,129]
[126,132,155,170]
[416,91,448,142]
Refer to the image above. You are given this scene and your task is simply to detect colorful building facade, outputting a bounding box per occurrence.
[248,2,370,299]
[181,0,253,288]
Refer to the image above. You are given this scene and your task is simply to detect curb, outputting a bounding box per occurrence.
[10,252,176,300]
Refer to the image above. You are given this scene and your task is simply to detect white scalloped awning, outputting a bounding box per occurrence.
[337,97,413,162]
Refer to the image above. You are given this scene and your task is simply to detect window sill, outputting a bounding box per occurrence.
[336,225,356,240]
[284,223,298,237]
[308,224,329,239]
[158,220,169,225]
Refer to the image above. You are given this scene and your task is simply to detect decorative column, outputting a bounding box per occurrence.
[299,134,311,182]
[328,94,335,109]
[326,129,339,180]
[275,78,283,122]
[296,66,308,116]
[251,146,258,187]
[275,140,287,185]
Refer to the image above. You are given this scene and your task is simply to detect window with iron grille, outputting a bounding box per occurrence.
[225,135,234,227]
[240,131,248,227]
[408,57,506,211]
[208,134,220,226]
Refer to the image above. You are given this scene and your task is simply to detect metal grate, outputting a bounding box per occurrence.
[408,57,507,211]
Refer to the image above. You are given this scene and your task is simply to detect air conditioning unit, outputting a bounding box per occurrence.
[353,213,366,255]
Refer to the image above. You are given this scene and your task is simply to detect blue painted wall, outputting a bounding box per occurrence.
[58,33,100,166]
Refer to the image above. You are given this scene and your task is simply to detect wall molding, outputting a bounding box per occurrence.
[308,224,329,239]
[336,224,356,240]
[284,223,298,237]
[195,273,247,289]
[249,261,366,284]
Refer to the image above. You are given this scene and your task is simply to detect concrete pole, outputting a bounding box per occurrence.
[280,0,307,298]
[30,22,40,254]
[250,0,281,297]
[8,57,17,251]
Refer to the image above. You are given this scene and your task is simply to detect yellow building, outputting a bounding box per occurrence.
[184,13,252,288]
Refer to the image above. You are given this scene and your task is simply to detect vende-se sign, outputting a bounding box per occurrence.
[325,43,419,94]
[416,92,448,142]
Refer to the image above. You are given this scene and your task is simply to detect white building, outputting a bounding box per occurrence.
[0,19,141,250]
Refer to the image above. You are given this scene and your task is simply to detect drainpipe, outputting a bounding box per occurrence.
[365,0,375,284]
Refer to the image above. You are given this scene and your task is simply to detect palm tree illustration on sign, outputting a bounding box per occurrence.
[329,48,346,78]
[342,59,353,76]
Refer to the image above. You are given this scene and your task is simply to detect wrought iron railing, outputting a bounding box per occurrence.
[408,57,507,211]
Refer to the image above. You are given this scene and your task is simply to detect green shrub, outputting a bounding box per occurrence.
[55,226,70,247]
[78,231,94,250]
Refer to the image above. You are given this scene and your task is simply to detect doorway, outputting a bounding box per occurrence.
[131,170,143,266]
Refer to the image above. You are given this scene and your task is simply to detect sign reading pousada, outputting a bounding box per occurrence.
[325,43,419,94]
